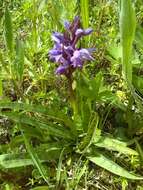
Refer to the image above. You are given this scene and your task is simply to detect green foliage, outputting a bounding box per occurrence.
[120,0,136,84]
[30,187,48,190]
[0,0,143,189]
[0,100,142,183]
[14,39,24,82]
[80,0,89,28]
[21,128,48,183]
[94,136,138,155]
[0,80,3,96]
[4,7,14,55]
[88,153,143,180]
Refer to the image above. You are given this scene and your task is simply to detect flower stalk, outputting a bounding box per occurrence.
[49,16,94,117]
[66,73,77,117]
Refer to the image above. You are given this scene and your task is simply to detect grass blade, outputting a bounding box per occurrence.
[72,160,88,190]
[80,0,89,28]
[56,148,65,187]
[21,129,48,183]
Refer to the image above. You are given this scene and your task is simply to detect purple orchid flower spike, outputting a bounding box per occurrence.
[49,16,95,76]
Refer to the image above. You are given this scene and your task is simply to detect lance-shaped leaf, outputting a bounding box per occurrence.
[120,0,136,84]
[94,136,138,155]
[0,111,74,140]
[0,101,75,129]
[14,39,24,82]
[0,143,70,169]
[87,152,143,180]
[4,7,14,54]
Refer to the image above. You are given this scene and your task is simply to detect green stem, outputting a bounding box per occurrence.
[67,74,78,117]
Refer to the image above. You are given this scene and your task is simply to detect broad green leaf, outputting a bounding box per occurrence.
[78,74,93,98]
[0,112,73,140]
[14,39,24,81]
[78,73,103,100]
[0,143,69,168]
[94,136,138,155]
[4,7,13,54]
[87,153,143,180]
[0,102,74,129]
[120,0,136,83]
[0,157,33,168]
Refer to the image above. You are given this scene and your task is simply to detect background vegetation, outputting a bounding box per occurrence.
[0,0,143,189]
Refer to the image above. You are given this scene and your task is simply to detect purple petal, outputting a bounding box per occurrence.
[75,29,84,36]
[64,20,71,30]
[49,54,62,63]
[51,32,64,43]
[79,49,94,60]
[71,50,80,60]
[84,28,93,35]
[75,28,93,37]
[71,49,94,67]
[71,50,83,68]
[64,46,74,52]
[55,55,63,62]
[53,42,62,49]
[64,46,74,57]
[49,49,61,56]
[72,58,83,68]
[55,64,69,74]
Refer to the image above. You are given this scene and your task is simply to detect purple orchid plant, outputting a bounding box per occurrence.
[49,16,94,76]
